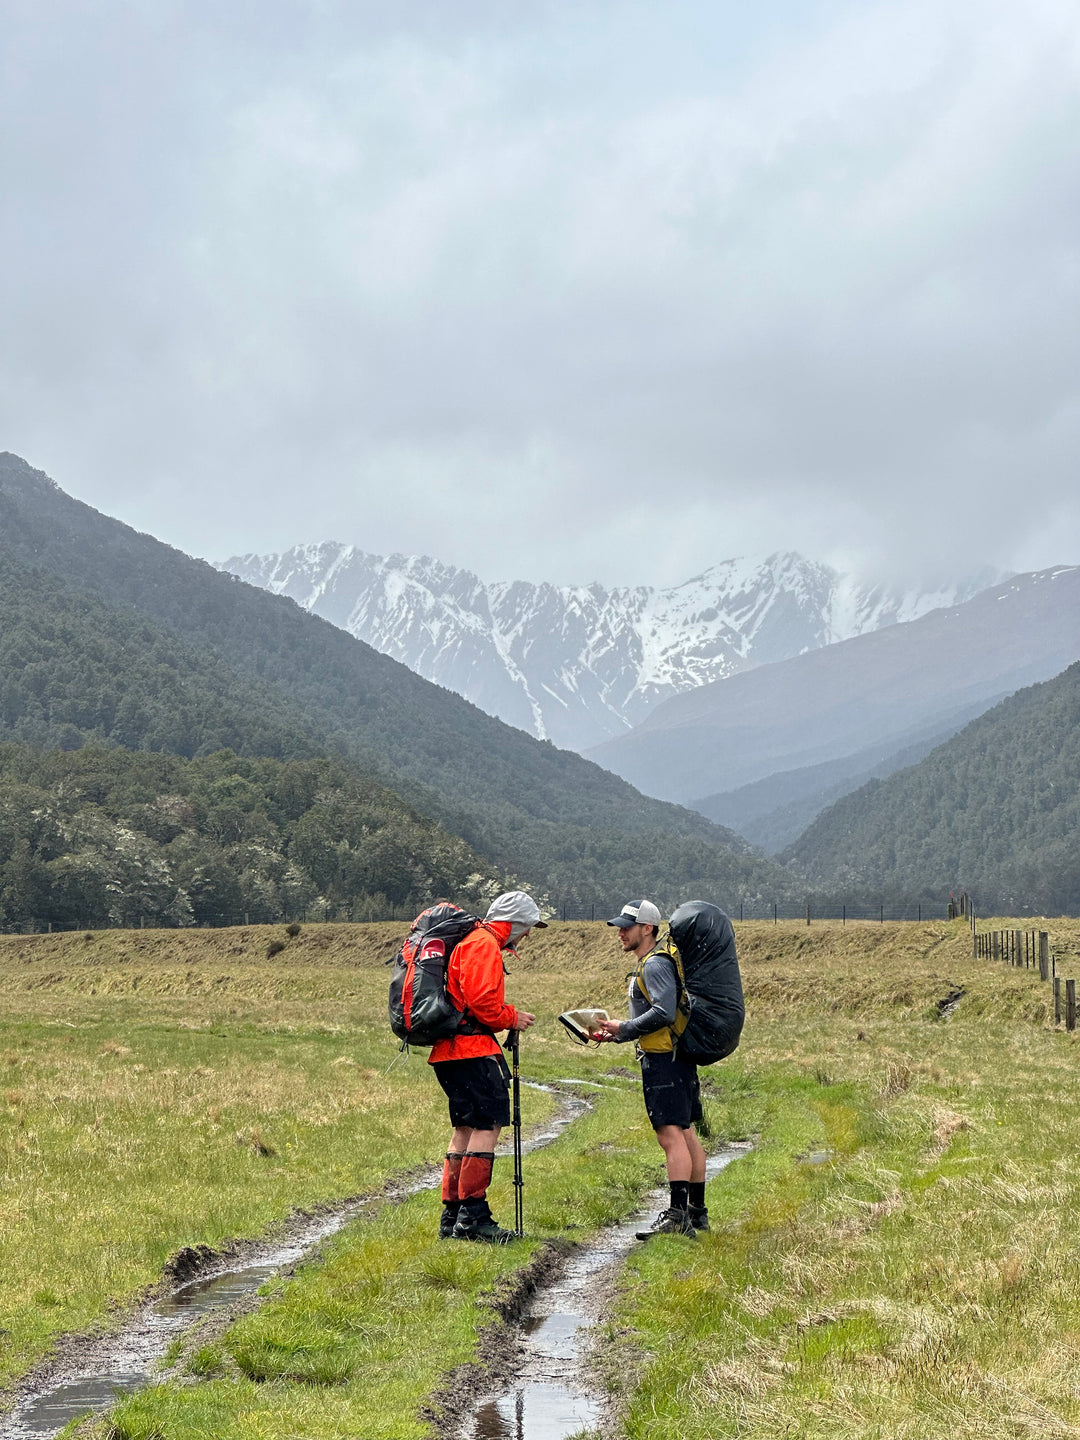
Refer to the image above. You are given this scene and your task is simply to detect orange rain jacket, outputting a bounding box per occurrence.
[428,919,520,1063]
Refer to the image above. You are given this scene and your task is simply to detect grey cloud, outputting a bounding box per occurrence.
[2,0,1078,587]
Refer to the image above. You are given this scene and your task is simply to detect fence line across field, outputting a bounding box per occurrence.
[970,913,1080,1033]
[2,897,976,934]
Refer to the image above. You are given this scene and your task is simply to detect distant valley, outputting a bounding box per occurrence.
[0,453,793,919]
[590,567,1080,839]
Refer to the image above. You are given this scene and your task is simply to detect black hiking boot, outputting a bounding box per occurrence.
[452,1198,516,1244]
[688,1205,710,1232]
[439,1201,461,1239]
[635,1207,697,1240]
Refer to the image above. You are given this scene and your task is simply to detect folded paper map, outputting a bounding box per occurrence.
[558,1008,610,1045]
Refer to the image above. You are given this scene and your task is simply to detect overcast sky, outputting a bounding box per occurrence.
[3,0,1079,588]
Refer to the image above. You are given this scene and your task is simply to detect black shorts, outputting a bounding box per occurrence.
[432,1055,511,1130]
[640,1050,702,1130]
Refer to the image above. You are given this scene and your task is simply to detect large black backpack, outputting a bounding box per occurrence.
[388,903,484,1047]
[669,901,744,1065]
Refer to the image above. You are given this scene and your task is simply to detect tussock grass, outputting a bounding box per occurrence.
[99,1083,657,1439]
[9,916,1080,1438]
[600,918,1080,1439]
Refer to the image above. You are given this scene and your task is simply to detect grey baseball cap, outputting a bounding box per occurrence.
[607,899,662,929]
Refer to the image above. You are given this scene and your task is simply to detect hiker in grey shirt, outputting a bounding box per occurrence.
[591,899,707,1237]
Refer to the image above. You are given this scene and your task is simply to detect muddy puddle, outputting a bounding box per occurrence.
[0,1082,589,1440]
[463,1148,745,1440]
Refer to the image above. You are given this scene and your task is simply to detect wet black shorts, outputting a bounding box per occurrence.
[640,1050,702,1130]
[432,1055,511,1130]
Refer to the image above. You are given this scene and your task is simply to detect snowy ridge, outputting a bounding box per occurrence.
[218,547,1001,753]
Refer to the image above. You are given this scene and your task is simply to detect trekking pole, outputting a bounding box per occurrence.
[510,1028,524,1237]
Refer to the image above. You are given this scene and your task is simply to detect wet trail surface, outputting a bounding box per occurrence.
[0,1081,589,1440]
[465,1147,744,1440]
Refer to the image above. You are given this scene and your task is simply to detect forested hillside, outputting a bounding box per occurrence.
[0,552,326,759]
[0,745,502,929]
[785,662,1080,912]
[0,454,795,910]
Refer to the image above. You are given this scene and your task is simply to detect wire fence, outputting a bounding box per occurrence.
[549,899,947,924]
[972,917,1080,1031]
[3,895,964,936]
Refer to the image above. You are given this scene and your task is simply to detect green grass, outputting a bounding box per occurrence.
[600,919,1080,1439]
[9,917,1080,1439]
[99,1081,657,1440]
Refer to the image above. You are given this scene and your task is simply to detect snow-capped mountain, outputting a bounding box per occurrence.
[216,546,1000,753]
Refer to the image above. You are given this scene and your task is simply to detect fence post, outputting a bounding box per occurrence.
[842,904,846,926]
[992,932,1000,962]
[773,903,777,925]
[1067,979,1076,1033]
[1055,976,1062,1025]
[1039,932,1050,982]
[806,904,811,927]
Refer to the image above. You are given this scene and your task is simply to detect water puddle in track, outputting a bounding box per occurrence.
[463,1147,746,1440]
[0,1082,589,1440]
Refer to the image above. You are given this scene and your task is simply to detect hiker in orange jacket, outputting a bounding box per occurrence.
[431,890,540,1242]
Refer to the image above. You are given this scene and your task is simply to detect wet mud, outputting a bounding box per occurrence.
[451,1146,748,1440]
[0,1081,589,1440]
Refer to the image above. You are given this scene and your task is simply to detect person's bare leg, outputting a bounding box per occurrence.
[684,1124,706,1183]
[467,1127,501,1152]
[448,1125,473,1156]
[655,1123,693,1181]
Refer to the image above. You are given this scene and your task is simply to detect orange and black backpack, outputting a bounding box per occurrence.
[388,902,491,1047]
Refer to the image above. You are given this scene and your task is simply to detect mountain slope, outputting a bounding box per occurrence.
[0,453,792,909]
[695,701,1003,852]
[220,544,996,751]
[783,661,1080,913]
[587,568,1080,806]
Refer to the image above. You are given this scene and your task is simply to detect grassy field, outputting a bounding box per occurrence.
[4,915,1080,1437]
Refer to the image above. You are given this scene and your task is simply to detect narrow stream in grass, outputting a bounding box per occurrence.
[0,1082,589,1440]
[466,1148,744,1440]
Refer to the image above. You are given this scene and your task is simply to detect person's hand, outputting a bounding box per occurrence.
[591,1018,622,1043]
[515,1012,536,1030]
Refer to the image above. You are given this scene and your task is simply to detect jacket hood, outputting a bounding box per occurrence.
[485,891,546,929]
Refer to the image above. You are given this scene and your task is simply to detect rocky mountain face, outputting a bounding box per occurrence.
[219,545,997,752]
[587,566,1080,808]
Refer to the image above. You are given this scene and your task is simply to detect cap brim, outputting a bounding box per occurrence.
[607,915,635,927]
[534,919,548,928]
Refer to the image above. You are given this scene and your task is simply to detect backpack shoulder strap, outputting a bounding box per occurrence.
[634,934,685,1000]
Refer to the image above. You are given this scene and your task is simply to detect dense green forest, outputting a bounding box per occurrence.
[784,661,1080,913]
[0,745,504,930]
[0,454,796,911]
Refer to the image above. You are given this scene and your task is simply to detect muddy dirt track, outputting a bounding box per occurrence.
[0,1082,592,1439]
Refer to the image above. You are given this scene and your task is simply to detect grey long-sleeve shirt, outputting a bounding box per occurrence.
[616,950,678,1043]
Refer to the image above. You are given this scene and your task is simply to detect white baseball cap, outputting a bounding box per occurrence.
[607,899,662,929]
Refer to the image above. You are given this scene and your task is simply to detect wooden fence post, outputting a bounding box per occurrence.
[1039,932,1050,982]
[992,932,1001,962]
[1055,975,1062,1025]
[1067,979,1076,1033]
